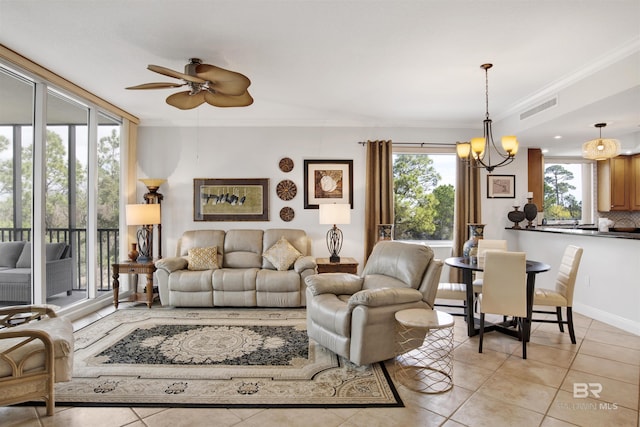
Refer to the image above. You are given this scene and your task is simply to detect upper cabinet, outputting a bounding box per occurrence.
[597,154,640,212]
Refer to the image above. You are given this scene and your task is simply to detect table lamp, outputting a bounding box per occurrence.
[319,203,351,263]
[126,204,161,262]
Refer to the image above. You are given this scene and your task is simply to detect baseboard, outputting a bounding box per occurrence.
[574,302,640,335]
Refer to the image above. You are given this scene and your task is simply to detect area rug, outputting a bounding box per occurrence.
[54,308,403,408]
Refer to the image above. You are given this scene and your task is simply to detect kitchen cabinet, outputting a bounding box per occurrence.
[597,155,640,212]
[631,154,640,211]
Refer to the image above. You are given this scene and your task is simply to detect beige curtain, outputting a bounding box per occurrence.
[450,157,481,281]
[364,140,394,261]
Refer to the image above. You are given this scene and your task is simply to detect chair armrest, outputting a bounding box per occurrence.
[0,305,58,328]
[348,287,423,308]
[155,257,189,274]
[293,255,316,273]
[305,273,364,296]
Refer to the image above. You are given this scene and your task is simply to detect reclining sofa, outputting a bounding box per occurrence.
[155,229,316,307]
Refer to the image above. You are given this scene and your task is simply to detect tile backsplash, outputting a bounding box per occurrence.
[596,211,640,228]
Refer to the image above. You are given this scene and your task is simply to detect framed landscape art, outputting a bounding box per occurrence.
[194,178,269,221]
[303,160,353,209]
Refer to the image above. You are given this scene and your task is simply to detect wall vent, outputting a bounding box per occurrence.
[520,97,558,120]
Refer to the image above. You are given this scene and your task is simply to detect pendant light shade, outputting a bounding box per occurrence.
[582,123,620,161]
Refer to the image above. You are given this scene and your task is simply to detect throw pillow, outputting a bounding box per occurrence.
[263,237,302,271]
[188,246,219,271]
[0,241,26,268]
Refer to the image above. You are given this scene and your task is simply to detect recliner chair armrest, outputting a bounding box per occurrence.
[155,257,189,274]
[305,273,364,296]
[294,255,316,273]
[348,287,423,308]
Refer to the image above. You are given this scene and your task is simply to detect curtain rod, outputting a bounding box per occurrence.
[357,141,456,148]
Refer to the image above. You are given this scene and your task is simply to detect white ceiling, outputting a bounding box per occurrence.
[1,0,639,157]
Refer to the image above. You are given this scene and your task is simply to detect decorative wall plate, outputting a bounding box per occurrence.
[276,179,297,201]
[279,207,295,222]
[279,157,294,172]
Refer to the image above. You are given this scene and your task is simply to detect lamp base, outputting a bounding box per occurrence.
[329,254,341,263]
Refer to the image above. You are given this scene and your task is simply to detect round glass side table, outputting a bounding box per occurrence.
[394,308,454,394]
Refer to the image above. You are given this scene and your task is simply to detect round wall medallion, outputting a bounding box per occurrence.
[280,207,295,222]
[279,157,294,172]
[276,179,297,201]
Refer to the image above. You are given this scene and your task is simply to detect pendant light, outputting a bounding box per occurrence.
[582,122,620,160]
[457,63,519,172]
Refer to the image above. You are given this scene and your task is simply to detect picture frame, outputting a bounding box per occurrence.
[194,178,269,221]
[487,174,516,198]
[303,160,353,209]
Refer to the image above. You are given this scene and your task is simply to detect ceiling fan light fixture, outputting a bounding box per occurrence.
[127,58,252,110]
[582,123,620,161]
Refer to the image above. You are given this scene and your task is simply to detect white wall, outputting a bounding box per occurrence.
[136,126,475,271]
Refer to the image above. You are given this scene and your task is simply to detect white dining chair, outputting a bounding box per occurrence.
[531,245,583,344]
[479,250,528,359]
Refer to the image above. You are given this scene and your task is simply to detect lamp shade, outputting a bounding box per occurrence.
[139,178,166,189]
[126,204,161,225]
[582,138,620,160]
[319,203,351,225]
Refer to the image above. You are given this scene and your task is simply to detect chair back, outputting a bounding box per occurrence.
[361,241,433,289]
[481,250,527,317]
[555,245,583,305]
[477,239,507,268]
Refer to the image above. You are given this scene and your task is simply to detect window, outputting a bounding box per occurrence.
[393,150,456,242]
[0,59,123,309]
[543,159,593,224]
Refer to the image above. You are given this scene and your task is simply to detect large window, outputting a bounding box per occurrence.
[393,151,456,241]
[0,59,123,309]
[543,159,593,224]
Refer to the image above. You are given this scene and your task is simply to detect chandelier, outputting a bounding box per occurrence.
[582,122,620,160]
[456,63,519,172]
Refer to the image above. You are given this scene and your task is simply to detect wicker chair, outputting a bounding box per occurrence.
[0,305,74,415]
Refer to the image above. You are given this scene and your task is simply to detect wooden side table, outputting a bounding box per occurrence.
[316,257,359,274]
[112,261,157,308]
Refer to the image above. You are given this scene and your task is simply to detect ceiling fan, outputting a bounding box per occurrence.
[126,58,252,110]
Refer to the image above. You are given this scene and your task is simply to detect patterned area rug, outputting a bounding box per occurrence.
[55,308,402,408]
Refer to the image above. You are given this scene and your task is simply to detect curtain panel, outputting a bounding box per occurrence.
[364,140,394,261]
[450,157,481,281]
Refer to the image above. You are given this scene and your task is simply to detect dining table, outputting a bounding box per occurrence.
[444,256,551,340]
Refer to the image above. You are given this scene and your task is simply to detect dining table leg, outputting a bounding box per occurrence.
[463,268,477,337]
[525,272,536,342]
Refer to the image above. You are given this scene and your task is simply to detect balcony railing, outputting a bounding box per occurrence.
[0,228,119,292]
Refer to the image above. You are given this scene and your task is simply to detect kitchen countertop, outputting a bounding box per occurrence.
[505,226,640,240]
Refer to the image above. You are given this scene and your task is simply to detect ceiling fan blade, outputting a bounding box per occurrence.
[126,82,185,90]
[195,64,251,96]
[166,91,206,110]
[148,64,206,84]
[204,91,254,108]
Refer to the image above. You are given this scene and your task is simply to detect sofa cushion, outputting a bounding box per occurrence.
[223,230,263,268]
[46,243,67,261]
[263,237,301,271]
[15,242,68,268]
[187,246,219,271]
[0,241,26,268]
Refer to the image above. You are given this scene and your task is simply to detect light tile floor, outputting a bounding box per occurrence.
[2,304,639,427]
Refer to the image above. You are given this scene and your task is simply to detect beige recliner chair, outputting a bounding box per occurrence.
[305,241,443,366]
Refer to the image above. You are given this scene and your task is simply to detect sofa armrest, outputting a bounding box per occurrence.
[348,287,423,308]
[305,273,364,296]
[155,257,188,274]
[293,255,316,273]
